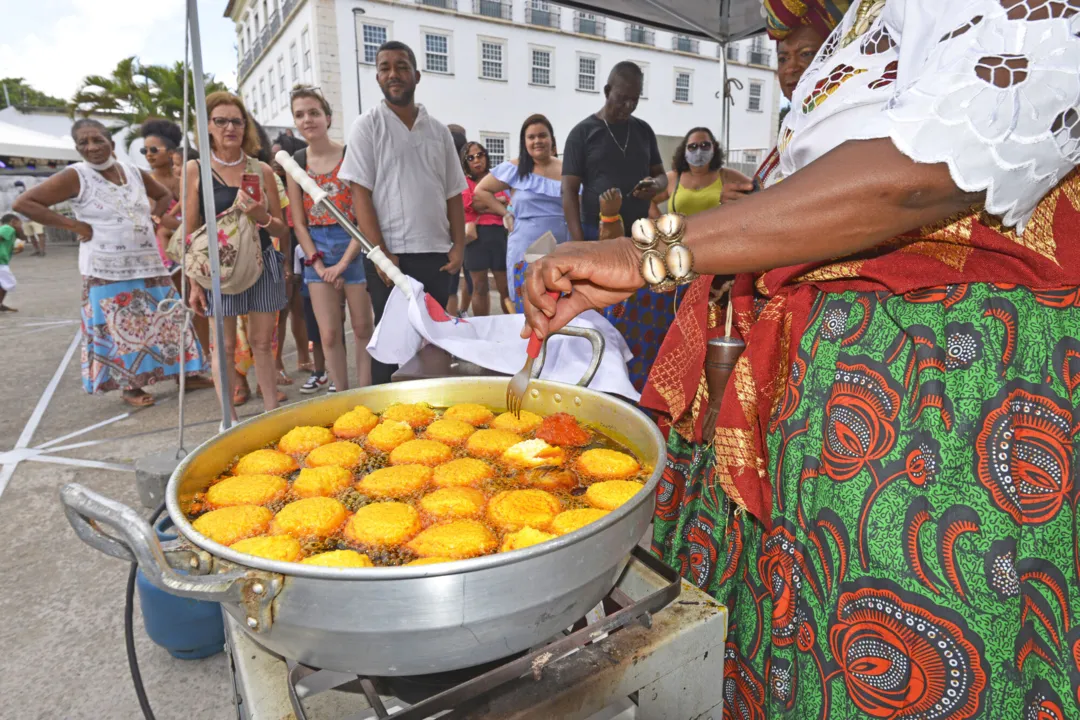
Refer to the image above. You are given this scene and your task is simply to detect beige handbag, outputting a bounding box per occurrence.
[167,157,264,294]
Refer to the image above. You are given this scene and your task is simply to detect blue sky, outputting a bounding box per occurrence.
[2,1,239,101]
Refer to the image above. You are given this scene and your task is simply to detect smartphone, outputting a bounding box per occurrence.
[241,173,261,202]
[633,178,656,193]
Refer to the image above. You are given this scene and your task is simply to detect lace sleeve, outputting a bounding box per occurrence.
[887,1,1080,231]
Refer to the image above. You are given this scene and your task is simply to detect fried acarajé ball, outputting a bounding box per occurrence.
[424,418,477,446]
[466,429,522,459]
[406,520,498,559]
[491,410,543,434]
[486,489,561,532]
[575,449,641,480]
[502,439,565,469]
[366,420,415,453]
[419,487,486,519]
[357,464,433,498]
[500,527,557,553]
[535,413,592,447]
[381,403,436,428]
[443,403,494,426]
[270,497,348,538]
[292,466,354,498]
[432,458,495,488]
[278,426,335,455]
[233,449,299,476]
[584,481,645,511]
[301,549,374,568]
[332,406,379,439]
[389,439,453,467]
[523,467,578,492]
[230,535,302,562]
[206,474,287,508]
[344,502,422,547]
[193,505,272,546]
[306,441,367,469]
[551,508,610,536]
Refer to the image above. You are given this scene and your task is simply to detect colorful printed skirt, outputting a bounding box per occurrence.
[81,275,205,394]
[652,283,1080,719]
[602,287,679,392]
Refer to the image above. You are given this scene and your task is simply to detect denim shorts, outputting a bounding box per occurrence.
[303,224,366,285]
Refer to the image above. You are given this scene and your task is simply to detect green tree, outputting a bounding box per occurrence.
[0,78,66,109]
[69,57,229,146]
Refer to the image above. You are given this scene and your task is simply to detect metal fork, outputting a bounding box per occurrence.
[506,291,559,418]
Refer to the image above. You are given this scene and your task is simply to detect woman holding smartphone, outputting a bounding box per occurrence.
[285,86,373,391]
[184,92,289,421]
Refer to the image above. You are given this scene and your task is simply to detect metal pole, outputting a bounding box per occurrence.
[176,20,191,454]
[187,0,233,430]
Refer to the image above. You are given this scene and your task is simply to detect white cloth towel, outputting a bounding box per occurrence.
[368,278,640,400]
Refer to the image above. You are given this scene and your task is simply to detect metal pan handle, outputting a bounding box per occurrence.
[60,484,280,630]
[532,326,605,387]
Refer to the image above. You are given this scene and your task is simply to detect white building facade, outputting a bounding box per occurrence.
[229,0,781,174]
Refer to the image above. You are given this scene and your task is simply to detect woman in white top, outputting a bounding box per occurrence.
[13,119,207,407]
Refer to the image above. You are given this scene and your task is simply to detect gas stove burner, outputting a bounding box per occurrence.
[283,547,681,720]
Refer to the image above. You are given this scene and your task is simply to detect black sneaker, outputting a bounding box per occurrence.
[327,382,338,393]
[300,372,327,394]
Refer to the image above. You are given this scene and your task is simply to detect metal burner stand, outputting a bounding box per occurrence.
[225,548,728,720]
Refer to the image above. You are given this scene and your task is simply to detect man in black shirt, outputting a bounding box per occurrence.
[562,61,667,242]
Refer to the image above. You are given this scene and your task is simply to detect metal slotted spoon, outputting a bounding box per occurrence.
[506,291,560,418]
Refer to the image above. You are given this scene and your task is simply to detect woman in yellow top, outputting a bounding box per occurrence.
[649,127,753,218]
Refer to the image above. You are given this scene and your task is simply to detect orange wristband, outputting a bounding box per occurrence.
[599,214,620,224]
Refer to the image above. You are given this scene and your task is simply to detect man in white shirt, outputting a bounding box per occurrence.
[339,40,467,385]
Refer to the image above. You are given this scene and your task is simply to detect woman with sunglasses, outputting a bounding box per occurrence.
[285,86,373,391]
[649,127,753,219]
[184,92,290,422]
[460,141,511,317]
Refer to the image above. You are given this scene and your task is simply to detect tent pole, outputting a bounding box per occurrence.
[186,0,233,430]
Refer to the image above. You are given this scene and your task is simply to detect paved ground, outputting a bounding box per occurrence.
[0,243,505,719]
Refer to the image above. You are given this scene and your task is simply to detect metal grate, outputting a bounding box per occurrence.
[673,35,699,54]
[625,25,655,46]
[417,0,458,9]
[573,12,605,36]
[525,1,561,28]
[473,0,511,20]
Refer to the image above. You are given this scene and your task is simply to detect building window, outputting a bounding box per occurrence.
[744,150,760,165]
[674,70,692,103]
[268,71,277,109]
[530,48,553,87]
[259,78,268,114]
[479,39,505,81]
[246,25,253,50]
[278,56,287,107]
[301,27,312,72]
[726,44,739,62]
[254,9,261,32]
[361,24,388,65]
[481,133,509,165]
[577,54,598,92]
[239,34,246,55]
[290,42,299,81]
[424,33,451,74]
[748,81,763,111]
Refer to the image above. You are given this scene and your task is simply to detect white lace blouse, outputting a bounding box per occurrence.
[776,0,1080,232]
[70,161,169,282]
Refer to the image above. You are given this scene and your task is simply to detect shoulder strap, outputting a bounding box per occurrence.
[670,172,681,214]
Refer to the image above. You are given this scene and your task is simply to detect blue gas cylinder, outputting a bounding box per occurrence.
[136,514,225,659]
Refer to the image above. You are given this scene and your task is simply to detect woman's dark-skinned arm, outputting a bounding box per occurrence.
[12,168,93,240]
[522,138,981,339]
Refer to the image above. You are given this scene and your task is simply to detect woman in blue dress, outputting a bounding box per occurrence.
[472,114,568,311]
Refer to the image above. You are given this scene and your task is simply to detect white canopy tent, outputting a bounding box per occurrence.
[0,121,81,162]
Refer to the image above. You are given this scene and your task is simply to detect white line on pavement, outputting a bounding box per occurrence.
[35,413,131,450]
[29,455,134,473]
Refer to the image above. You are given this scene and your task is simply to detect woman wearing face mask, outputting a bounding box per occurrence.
[13,119,207,407]
[472,114,568,311]
[286,86,374,391]
[649,127,753,219]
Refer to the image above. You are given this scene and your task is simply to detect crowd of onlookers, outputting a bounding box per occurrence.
[1,37,755,413]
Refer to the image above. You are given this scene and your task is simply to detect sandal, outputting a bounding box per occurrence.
[178,374,216,391]
[297,361,315,372]
[233,382,251,406]
[122,389,155,408]
[0,305,18,312]
[276,369,294,386]
[257,385,288,403]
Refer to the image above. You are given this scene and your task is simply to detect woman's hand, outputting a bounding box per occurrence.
[321,260,349,289]
[503,212,515,233]
[71,220,94,242]
[188,283,208,316]
[520,238,644,340]
[235,189,270,225]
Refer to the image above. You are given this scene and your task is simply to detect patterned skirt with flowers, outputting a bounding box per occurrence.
[652,284,1080,719]
[81,275,206,394]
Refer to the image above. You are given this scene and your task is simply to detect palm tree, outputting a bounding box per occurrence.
[69,57,229,146]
